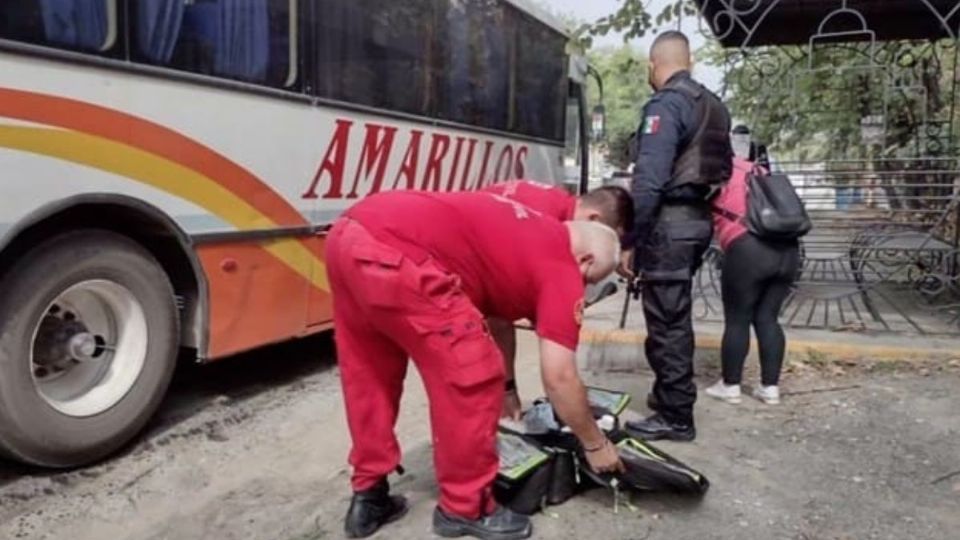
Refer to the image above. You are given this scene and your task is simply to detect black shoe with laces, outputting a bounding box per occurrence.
[625,413,696,442]
[344,478,409,538]
[433,505,532,540]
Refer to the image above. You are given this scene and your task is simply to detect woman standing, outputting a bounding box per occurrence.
[705,157,801,405]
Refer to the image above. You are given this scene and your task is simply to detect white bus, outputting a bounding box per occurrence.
[0,0,592,467]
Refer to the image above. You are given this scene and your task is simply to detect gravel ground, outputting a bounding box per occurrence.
[1,331,958,540]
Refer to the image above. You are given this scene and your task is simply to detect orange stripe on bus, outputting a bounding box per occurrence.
[0,87,309,228]
[0,89,337,356]
[0,124,330,291]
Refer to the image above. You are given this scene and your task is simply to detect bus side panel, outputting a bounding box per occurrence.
[199,234,331,359]
[0,53,565,361]
[197,240,311,359]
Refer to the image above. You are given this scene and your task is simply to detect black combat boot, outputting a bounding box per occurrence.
[433,505,532,540]
[344,478,408,538]
[625,413,696,442]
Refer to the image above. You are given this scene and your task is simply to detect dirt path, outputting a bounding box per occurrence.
[1,333,958,540]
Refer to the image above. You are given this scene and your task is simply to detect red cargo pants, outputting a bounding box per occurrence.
[325,218,504,519]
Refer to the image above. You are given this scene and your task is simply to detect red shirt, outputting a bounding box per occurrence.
[345,191,585,350]
[483,180,577,221]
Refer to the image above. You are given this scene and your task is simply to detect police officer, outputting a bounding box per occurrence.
[621,31,733,442]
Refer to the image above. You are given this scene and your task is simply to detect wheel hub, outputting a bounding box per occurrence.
[68,332,100,360]
[33,310,108,373]
[29,280,147,417]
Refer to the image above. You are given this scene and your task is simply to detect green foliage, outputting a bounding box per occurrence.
[583,1,956,167]
[705,38,958,224]
[702,40,957,165]
[577,0,694,47]
[587,45,652,169]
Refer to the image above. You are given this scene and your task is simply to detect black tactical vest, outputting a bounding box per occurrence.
[663,76,733,190]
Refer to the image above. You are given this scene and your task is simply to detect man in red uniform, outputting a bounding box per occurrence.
[482,180,635,420]
[327,190,624,540]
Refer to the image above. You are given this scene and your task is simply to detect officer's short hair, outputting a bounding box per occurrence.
[652,30,690,49]
[580,186,635,234]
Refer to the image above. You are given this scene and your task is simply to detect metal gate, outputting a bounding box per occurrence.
[687,0,960,334]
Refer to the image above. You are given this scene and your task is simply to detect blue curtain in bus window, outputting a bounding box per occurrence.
[174,1,216,76]
[215,0,269,82]
[39,0,107,51]
[136,0,184,63]
[267,2,290,85]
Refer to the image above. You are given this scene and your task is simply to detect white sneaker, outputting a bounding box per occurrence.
[753,385,781,405]
[705,380,742,404]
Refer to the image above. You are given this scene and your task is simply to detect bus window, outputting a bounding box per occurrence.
[512,9,566,141]
[307,0,434,117]
[563,89,583,189]
[131,0,296,88]
[434,0,511,132]
[0,0,117,53]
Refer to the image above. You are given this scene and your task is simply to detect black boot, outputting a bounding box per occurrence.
[344,479,408,538]
[625,413,696,442]
[433,506,532,540]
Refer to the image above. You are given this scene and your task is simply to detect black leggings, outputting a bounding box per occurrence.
[720,235,800,386]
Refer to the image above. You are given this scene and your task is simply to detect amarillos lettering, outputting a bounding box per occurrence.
[302,118,529,200]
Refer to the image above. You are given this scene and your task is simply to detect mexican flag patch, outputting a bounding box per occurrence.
[642,115,661,135]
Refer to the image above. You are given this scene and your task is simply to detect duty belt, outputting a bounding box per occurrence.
[658,201,710,222]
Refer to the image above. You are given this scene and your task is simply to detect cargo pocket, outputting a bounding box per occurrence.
[644,221,713,282]
[410,314,504,390]
[351,242,407,309]
[414,258,463,312]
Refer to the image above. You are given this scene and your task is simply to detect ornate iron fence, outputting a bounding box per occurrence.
[686,0,960,334]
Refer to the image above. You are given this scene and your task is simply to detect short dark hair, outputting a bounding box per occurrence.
[580,186,635,234]
[652,30,690,49]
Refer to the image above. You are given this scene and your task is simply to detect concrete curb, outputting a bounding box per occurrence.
[579,328,957,362]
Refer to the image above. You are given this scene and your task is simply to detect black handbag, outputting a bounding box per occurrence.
[579,430,710,496]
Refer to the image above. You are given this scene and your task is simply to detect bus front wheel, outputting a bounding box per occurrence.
[0,230,179,467]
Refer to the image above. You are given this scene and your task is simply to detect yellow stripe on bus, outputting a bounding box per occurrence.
[0,125,329,291]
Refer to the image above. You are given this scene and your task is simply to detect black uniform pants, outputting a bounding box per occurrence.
[638,214,712,426]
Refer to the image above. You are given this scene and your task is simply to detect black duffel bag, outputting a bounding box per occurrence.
[495,387,710,515]
[494,428,581,515]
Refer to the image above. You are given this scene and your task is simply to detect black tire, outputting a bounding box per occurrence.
[0,230,179,467]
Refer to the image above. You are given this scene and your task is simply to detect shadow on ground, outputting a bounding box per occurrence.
[0,333,338,487]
